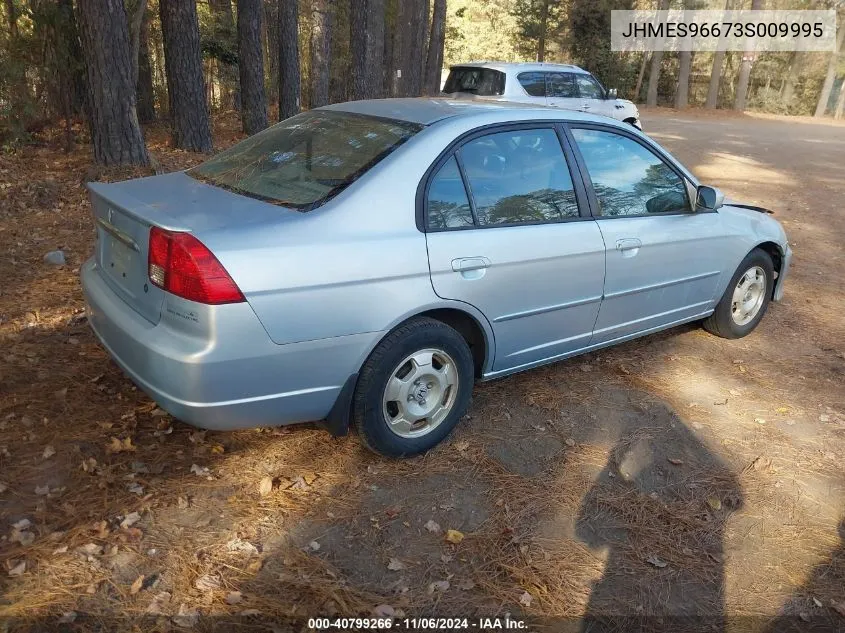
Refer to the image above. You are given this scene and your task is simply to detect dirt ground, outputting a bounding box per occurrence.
[0,107,844,632]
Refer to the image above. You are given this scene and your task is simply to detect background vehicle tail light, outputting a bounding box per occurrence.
[147,227,245,305]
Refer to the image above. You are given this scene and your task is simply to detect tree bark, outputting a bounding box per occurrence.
[210,0,240,110]
[705,51,725,109]
[633,52,649,102]
[265,0,280,105]
[393,0,426,96]
[675,51,692,109]
[5,0,17,38]
[423,0,446,95]
[127,0,147,91]
[645,0,670,107]
[310,0,332,107]
[76,0,148,165]
[366,0,385,99]
[537,0,549,62]
[350,0,368,100]
[237,0,268,134]
[136,7,156,123]
[734,0,764,111]
[278,0,301,119]
[384,0,395,96]
[780,51,802,107]
[834,79,845,119]
[815,23,844,117]
[159,0,213,151]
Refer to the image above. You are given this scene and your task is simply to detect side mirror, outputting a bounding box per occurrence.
[696,185,724,210]
[607,88,618,100]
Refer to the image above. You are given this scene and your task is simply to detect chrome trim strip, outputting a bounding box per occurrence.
[603,270,720,300]
[96,217,140,252]
[493,295,603,323]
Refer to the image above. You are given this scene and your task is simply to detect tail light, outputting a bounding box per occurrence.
[147,227,245,305]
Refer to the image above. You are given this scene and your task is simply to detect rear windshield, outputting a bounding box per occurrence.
[188,111,422,210]
[443,67,505,96]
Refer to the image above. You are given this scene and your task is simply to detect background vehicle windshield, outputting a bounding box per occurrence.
[443,67,506,96]
[189,111,421,210]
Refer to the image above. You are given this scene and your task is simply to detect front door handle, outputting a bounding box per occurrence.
[616,238,642,251]
[451,256,491,272]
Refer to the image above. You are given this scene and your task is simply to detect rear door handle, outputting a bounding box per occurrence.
[451,256,490,272]
[616,238,642,251]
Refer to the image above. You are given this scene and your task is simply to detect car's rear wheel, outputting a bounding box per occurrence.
[703,248,774,339]
[352,317,474,457]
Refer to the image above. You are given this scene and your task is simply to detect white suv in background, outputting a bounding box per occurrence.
[441,62,642,130]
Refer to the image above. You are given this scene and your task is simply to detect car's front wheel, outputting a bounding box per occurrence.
[703,248,774,339]
[352,317,474,457]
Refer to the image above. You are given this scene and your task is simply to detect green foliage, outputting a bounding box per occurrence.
[510,0,564,60]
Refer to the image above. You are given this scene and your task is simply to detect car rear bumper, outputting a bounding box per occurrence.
[81,258,378,430]
[773,244,792,302]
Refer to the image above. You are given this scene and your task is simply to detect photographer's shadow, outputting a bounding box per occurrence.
[574,391,743,633]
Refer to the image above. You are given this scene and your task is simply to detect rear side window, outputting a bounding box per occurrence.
[547,73,577,98]
[443,67,505,96]
[459,129,580,225]
[188,111,421,210]
[426,157,474,230]
[571,128,690,217]
[517,72,546,97]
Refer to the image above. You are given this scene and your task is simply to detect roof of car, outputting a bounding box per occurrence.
[321,97,612,127]
[449,61,590,75]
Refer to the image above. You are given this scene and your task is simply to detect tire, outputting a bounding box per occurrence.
[703,248,774,339]
[352,317,474,457]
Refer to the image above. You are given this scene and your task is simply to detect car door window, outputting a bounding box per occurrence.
[517,72,546,97]
[459,129,580,226]
[575,74,605,100]
[426,156,475,230]
[572,128,690,217]
[547,72,577,98]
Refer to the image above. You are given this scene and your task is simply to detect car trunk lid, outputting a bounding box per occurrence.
[87,172,296,325]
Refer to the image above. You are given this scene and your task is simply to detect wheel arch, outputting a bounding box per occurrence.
[321,303,494,437]
[754,241,784,298]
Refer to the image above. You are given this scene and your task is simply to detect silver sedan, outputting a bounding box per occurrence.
[81,99,791,456]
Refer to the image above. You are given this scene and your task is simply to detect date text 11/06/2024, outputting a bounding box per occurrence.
[308,617,529,630]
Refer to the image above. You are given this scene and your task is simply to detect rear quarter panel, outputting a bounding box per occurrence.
[199,117,501,349]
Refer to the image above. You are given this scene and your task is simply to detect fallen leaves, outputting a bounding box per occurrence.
[120,512,141,529]
[42,444,55,459]
[258,476,273,496]
[519,591,533,607]
[427,580,450,594]
[444,529,464,544]
[225,591,243,605]
[706,497,723,511]
[424,519,441,534]
[106,436,135,454]
[130,574,145,595]
[7,560,26,576]
[146,591,171,615]
[645,554,668,568]
[194,574,221,592]
[387,557,406,571]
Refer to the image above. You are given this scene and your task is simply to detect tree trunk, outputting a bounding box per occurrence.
[278,0,301,119]
[645,0,670,107]
[537,0,549,62]
[734,0,764,111]
[367,0,385,98]
[76,0,148,165]
[310,0,333,107]
[350,0,368,100]
[384,0,396,96]
[265,0,279,105]
[127,0,147,91]
[834,80,845,119]
[633,52,649,102]
[237,0,268,134]
[5,0,17,38]
[136,7,156,123]
[705,51,725,109]
[159,0,213,151]
[393,0,426,96]
[423,0,445,95]
[780,51,803,108]
[210,0,240,110]
[675,50,692,109]
[815,23,845,117]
